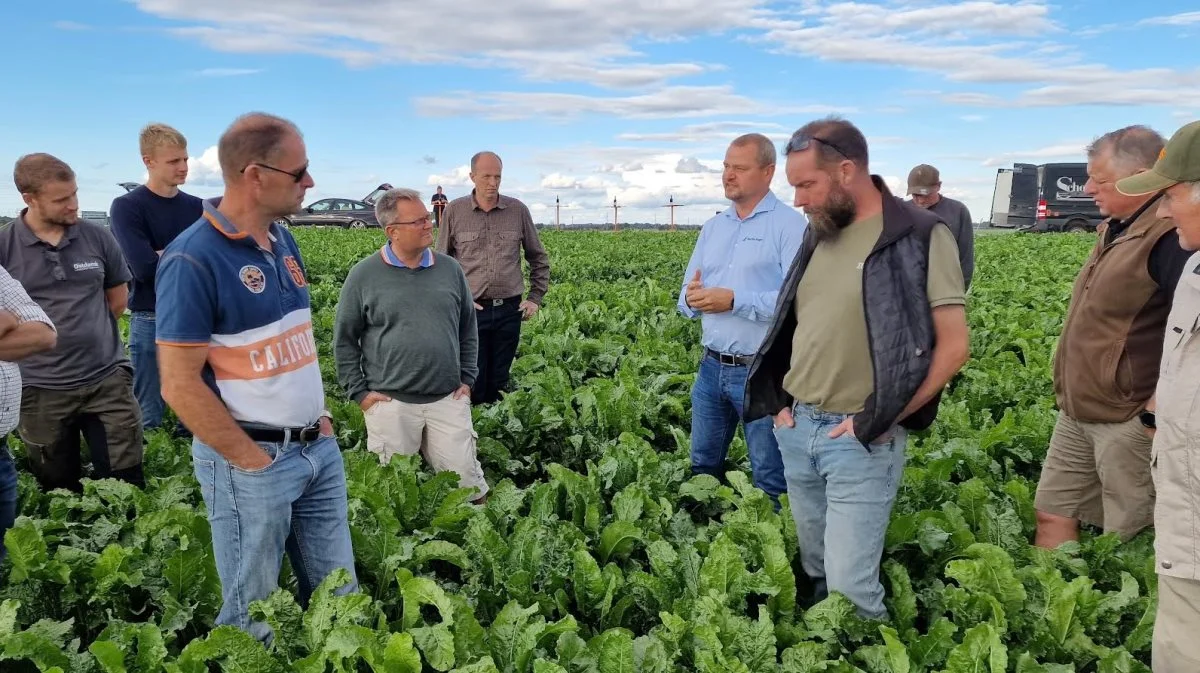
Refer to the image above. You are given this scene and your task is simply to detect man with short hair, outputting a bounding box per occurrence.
[0,267,57,570]
[109,123,204,434]
[155,112,357,643]
[745,117,970,620]
[1033,125,1192,550]
[678,133,805,503]
[334,188,489,502]
[907,164,975,289]
[431,186,448,228]
[1114,118,1200,673]
[436,151,551,405]
[1,153,144,492]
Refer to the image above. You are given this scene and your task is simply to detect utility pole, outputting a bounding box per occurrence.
[662,194,686,231]
[612,197,622,232]
[555,196,561,230]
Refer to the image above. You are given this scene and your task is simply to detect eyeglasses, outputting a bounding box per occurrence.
[784,133,851,160]
[243,162,309,183]
[44,249,65,281]
[385,215,432,228]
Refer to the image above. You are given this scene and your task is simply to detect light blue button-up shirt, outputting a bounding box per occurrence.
[677,190,807,356]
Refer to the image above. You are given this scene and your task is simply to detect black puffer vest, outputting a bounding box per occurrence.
[744,176,943,447]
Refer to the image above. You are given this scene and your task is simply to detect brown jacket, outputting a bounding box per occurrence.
[1054,196,1176,423]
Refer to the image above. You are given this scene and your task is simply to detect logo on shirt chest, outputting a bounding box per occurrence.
[240,265,266,294]
[73,260,101,272]
[283,256,307,288]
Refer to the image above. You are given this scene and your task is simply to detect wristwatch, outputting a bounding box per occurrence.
[1139,410,1156,430]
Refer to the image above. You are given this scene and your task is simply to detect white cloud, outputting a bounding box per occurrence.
[756,1,1200,109]
[134,0,775,89]
[1139,11,1200,27]
[193,67,262,77]
[414,86,843,121]
[981,143,1087,168]
[618,121,791,144]
[426,165,473,188]
[675,157,719,174]
[539,173,611,192]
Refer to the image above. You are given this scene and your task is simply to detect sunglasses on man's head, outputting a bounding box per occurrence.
[785,134,851,160]
[242,162,309,183]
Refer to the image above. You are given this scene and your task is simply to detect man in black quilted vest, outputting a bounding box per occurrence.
[744,116,970,620]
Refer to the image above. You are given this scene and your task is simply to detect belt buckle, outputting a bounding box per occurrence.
[491,298,504,307]
[719,352,737,366]
[298,425,320,442]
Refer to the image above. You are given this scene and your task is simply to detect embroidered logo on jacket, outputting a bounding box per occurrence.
[240,265,266,294]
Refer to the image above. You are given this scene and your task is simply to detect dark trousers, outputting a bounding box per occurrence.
[18,366,145,492]
[0,435,17,569]
[473,297,523,405]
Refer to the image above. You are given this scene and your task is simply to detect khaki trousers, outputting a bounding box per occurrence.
[363,393,489,500]
[1154,574,1200,672]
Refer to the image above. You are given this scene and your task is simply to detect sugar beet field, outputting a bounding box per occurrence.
[0,228,1157,672]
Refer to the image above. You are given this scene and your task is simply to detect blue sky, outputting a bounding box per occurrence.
[2,0,1199,225]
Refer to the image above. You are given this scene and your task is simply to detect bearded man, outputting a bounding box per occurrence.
[743,116,971,620]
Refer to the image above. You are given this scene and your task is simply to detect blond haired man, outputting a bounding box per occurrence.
[109,123,203,433]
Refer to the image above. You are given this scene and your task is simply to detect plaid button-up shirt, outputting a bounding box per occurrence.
[435,191,551,305]
[0,265,55,436]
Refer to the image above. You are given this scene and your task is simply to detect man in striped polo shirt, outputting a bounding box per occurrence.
[155,112,357,643]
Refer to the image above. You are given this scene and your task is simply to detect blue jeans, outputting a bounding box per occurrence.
[774,402,907,620]
[191,433,358,642]
[0,438,17,570]
[690,353,786,500]
[128,312,164,430]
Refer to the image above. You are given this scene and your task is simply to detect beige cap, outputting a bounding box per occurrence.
[907,164,941,195]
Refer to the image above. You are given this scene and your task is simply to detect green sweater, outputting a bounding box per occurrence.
[333,248,478,404]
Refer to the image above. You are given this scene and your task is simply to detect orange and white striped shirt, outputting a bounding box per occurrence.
[155,198,325,428]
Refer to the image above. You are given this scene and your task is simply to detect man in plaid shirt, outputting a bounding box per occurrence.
[0,266,56,568]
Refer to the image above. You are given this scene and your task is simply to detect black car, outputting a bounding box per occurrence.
[275,183,393,230]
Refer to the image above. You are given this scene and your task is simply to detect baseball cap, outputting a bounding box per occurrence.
[1116,120,1200,196]
[907,164,940,195]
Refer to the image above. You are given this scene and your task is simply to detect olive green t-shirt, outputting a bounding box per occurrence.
[782,214,966,414]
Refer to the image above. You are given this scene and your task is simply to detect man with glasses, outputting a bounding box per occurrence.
[678,133,805,506]
[745,117,970,620]
[436,151,550,404]
[0,153,144,492]
[333,188,489,503]
[154,112,357,642]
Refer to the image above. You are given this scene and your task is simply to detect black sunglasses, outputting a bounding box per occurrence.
[785,133,851,160]
[243,162,309,183]
[43,249,66,281]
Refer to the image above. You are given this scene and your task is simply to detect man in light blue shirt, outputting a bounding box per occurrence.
[678,133,807,503]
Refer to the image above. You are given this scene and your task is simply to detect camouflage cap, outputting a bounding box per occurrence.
[907,164,940,195]
[1116,120,1200,196]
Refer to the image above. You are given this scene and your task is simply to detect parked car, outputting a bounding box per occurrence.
[274,183,393,230]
